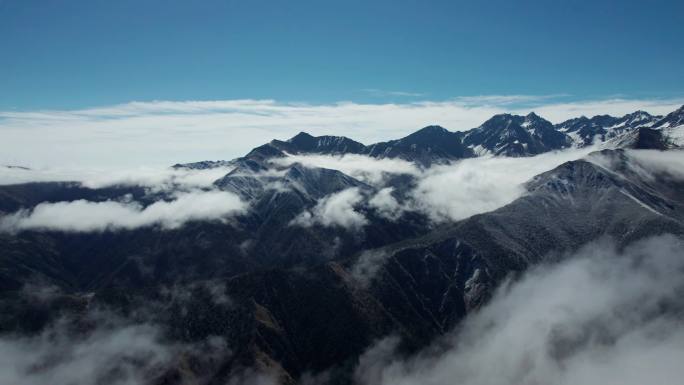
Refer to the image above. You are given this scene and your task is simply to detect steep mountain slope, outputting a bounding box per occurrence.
[652,105,684,146]
[608,126,677,150]
[348,148,684,327]
[100,149,684,382]
[251,126,475,166]
[0,161,431,294]
[4,148,681,384]
[653,105,684,129]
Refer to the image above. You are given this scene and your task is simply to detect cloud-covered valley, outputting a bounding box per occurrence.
[282,146,600,226]
[0,287,276,385]
[0,190,246,232]
[353,234,684,385]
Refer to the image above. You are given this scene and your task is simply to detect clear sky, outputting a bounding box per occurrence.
[1,0,683,110]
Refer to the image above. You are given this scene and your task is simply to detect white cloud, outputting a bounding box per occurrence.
[362,89,426,97]
[0,190,247,232]
[291,187,368,229]
[620,149,684,179]
[410,146,598,222]
[585,149,684,193]
[368,187,404,220]
[0,308,275,385]
[273,154,419,185]
[1,97,682,170]
[0,319,172,385]
[350,249,392,288]
[268,146,614,224]
[354,234,684,385]
[529,98,682,123]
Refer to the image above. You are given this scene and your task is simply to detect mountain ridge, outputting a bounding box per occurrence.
[174,105,683,170]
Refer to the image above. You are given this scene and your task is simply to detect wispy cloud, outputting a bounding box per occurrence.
[290,187,368,230]
[452,93,571,107]
[361,89,426,98]
[1,96,682,169]
[0,299,275,385]
[0,164,235,189]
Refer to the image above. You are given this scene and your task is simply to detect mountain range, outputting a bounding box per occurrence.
[176,105,682,169]
[0,105,683,384]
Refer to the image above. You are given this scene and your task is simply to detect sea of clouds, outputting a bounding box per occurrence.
[2,147,683,233]
[353,234,684,385]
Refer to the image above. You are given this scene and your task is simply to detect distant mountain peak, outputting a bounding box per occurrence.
[669,104,684,118]
[621,110,656,123]
[490,113,515,120]
[403,125,452,140]
[366,124,472,165]
[523,112,554,129]
[652,105,684,129]
[525,111,542,120]
[416,125,449,133]
[205,104,683,172]
[245,143,286,161]
[288,131,315,143]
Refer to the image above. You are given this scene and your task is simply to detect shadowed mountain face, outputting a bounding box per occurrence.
[1,106,683,384]
[609,126,675,150]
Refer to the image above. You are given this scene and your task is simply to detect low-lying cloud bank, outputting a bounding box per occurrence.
[410,147,599,222]
[0,306,275,385]
[5,148,683,233]
[354,234,684,385]
[0,317,172,385]
[0,164,234,190]
[0,190,246,232]
[611,149,684,179]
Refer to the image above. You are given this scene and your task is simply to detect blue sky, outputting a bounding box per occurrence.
[1,0,683,110]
